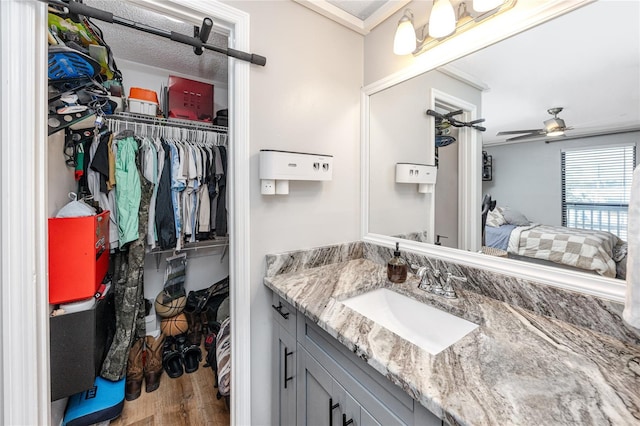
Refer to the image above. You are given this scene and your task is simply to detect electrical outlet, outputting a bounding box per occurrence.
[261,179,276,195]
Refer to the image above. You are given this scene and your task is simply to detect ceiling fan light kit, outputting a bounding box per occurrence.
[497,107,573,142]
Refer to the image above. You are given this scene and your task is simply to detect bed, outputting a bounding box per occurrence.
[484,207,627,279]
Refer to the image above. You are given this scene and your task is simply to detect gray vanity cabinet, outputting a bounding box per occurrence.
[272,294,298,426]
[296,346,338,425]
[271,292,442,426]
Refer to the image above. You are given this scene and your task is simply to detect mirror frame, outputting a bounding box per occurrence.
[361,0,626,303]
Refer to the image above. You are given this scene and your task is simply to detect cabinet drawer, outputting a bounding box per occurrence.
[271,293,297,337]
[299,314,414,425]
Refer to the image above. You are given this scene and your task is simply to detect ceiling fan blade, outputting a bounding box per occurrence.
[505,132,547,142]
[496,129,544,135]
[469,118,485,124]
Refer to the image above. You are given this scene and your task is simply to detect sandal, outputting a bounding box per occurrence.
[162,335,183,378]
[182,344,202,374]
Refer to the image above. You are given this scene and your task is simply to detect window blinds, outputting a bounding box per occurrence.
[561,144,636,239]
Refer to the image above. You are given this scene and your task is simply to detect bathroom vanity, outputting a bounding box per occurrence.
[265,243,640,425]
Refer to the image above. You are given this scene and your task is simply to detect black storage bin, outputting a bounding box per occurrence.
[50,292,114,401]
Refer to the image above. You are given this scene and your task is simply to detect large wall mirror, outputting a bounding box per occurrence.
[363,0,639,302]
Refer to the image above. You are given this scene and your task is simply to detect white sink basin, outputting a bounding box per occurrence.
[341,288,478,355]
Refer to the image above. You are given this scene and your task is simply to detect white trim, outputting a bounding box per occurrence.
[0,0,252,423]
[361,0,626,304]
[360,89,371,240]
[155,2,253,424]
[437,65,489,92]
[430,90,481,252]
[1,0,50,424]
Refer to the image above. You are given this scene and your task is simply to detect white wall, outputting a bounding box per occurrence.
[225,1,363,423]
[482,132,640,225]
[47,131,79,217]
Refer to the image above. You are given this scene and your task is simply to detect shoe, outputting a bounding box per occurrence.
[144,334,164,393]
[183,303,203,347]
[182,344,202,374]
[202,304,221,353]
[125,338,144,401]
[162,335,183,378]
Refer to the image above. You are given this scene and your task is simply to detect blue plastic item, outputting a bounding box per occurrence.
[48,46,99,81]
[435,135,456,147]
[63,376,125,426]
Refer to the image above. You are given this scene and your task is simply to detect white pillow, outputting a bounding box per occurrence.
[501,207,530,226]
[485,208,506,228]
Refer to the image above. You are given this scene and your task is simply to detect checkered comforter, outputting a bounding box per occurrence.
[507,224,623,277]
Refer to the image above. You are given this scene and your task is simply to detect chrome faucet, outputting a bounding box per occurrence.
[414,266,467,299]
[443,272,467,299]
[415,266,445,295]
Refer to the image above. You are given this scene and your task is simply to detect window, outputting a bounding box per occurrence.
[561,144,636,241]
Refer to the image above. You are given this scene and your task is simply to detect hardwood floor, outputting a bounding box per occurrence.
[110,355,230,426]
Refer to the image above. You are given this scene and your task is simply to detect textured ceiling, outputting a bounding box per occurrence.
[84,0,228,84]
[327,0,388,20]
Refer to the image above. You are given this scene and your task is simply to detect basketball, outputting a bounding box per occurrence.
[155,291,186,318]
[160,313,189,336]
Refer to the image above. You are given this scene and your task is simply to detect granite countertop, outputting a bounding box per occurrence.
[264,258,640,426]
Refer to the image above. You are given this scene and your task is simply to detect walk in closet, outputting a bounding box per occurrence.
[46,1,233,424]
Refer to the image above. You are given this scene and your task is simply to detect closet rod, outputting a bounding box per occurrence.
[108,112,228,133]
[41,0,267,66]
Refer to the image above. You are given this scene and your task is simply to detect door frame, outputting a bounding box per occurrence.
[429,89,481,252]
[0,1,252,424]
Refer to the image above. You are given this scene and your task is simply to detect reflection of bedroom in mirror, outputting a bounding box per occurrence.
[471,1,638,281]
[366,0,639,282]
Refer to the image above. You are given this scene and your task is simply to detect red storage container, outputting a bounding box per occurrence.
[48,211,110,304]
[167,75,214,122]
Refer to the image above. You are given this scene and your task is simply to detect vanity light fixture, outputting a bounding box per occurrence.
[393,0,514,56]
[428,0,456,39]
[393,10,418,55]
[473,0,504,13]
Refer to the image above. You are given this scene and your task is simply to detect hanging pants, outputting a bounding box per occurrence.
[101,138,153,381]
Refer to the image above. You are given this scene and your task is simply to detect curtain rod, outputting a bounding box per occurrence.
[41,0,267,66]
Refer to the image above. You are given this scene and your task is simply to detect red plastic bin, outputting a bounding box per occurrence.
[48,211,110,304]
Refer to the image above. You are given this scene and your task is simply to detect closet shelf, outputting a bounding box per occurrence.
[151,237,229,270]
[108,111,228,133]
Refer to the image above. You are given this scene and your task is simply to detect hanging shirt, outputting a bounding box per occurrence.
[88,131,119,249]
[169,140,186,250]
[141,137,158,250]
[115,131,141,246]
[156,140,176,250]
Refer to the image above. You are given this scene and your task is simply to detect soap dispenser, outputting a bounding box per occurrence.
[387,242,408,283]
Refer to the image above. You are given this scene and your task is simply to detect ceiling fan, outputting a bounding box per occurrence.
[497,107,573,141]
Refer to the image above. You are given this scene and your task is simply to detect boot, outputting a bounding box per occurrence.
[125,338,144,401]
[183,304,203,347]
[144,334,165,393]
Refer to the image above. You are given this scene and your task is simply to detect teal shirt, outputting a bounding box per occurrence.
[115,135,141,245]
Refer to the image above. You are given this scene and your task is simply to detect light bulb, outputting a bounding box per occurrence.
[473,0,504,13]
[428,0,456,39]
[393,14,417,55]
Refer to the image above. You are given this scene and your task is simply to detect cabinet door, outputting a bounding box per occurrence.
[334,381,362,426]
[297,346,341,426]
[273,325,297,426]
